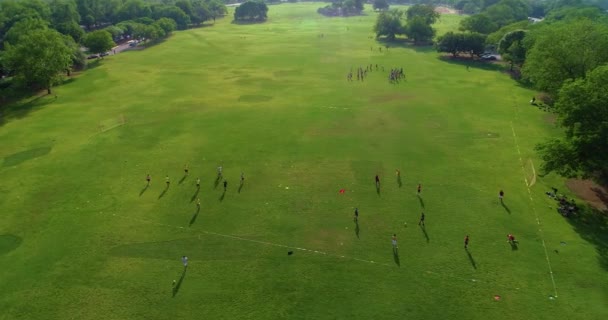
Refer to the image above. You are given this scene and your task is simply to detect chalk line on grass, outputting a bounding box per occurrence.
[510,117,559,298]
[109,212,391,267]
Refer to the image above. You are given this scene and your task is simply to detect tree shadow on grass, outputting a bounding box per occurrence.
[172,268,187,297]
[466,249,477,269]
[375,38,435,53]
[565,205,608,271]
[438,56,506,72]
[0,93,53,127]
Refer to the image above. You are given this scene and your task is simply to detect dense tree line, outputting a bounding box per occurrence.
[373,4,439,43]
[432,1,608,181]
[317,0,364,17]
[0,0,227,96]
[234,1,268,21]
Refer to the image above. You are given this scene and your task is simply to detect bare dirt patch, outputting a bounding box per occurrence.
[566,179,608,211]
[369,93,413,104]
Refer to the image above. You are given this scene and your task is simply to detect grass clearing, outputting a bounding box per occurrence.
[0,3,606,320]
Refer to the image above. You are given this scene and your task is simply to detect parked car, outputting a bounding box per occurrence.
[480,54,497,61]
[100,51,110,57]
[87,54,100,59]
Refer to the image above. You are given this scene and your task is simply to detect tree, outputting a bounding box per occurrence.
[522,19,608,95]
[405,16,436,44]
[406,4,440,25]
[436,32,486,56]
[117,0,152,22]
[206,0,227,22]
[83,30,115,56]
[436,31,464,56]
[536,65,608,180]
[373,0,389,11]
[459,14,498,34]
[234,1,268,22]
[486,19,529,46]
[373,9,404,40]
[3,29,72,94]
[4,17,49,46]
[151,5,191,29]
[154,17,177,34]
[498,30,526,70]
[483,0,531,27]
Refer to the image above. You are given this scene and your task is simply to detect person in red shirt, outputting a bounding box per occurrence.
[507,234,516,243]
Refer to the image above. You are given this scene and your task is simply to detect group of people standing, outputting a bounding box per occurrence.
[345,64,406,84]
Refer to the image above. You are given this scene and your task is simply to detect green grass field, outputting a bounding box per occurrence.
[1,3,607,319]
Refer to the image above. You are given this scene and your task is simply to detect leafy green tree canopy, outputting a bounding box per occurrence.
[4,28,72,94]
[406,4,440,25]
[522,19,608,95]
[373,9,404,40]
[459,13,498,34]
[373,0,389,11]
[536,65,608,180]
[83,30,115,56]
[234,1,268,22]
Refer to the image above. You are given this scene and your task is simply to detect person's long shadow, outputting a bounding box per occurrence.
[397,176,402,188]
[139,185,148,197]
[158,185,169,199]
[190,188,199,203]
[466,249,477,269]
[418,196,425,208]
[238,182,244,194]
[393,248,400,267]
[355,220,360,238]
[189,207,200,226]
[510,241,519,251]
[178,175,187,185]
[172,267,187,297]
[420,225,429,243]
[501,202,511,214]
[219,191,226,202]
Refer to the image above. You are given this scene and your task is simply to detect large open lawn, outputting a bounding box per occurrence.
[1,3,606,319]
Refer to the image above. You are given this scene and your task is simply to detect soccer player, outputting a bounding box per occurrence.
[354,208,359,222]
[417,183,422,195]
[196,177,201,188]
[395,169,400,177]
[464,235,470,249]
[418,212,425,226]
[240,172,245,184]
[375,175,380,187]
[184,164,189,176]
[392,234,398,249]
[507,234,516,243]
[146,174,151,186]
[165,175,170,186]
[217,166,223,177]
[499,190,504,202]
[196,198,200,208]
[181,256,188,268]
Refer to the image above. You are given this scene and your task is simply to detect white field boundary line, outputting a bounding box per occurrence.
[510,119,559,298]
[108,212,391,267]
